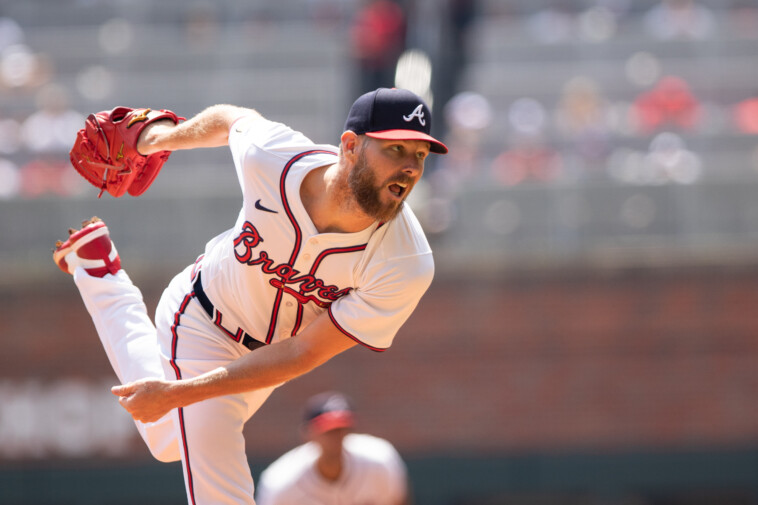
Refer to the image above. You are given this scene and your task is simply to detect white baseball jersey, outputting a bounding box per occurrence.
[256,433,408,505]
[198,116,434,351]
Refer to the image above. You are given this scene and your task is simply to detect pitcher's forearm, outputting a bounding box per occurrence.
[116,313,358,421]
[168,336,322,408]
[138,105,260,154]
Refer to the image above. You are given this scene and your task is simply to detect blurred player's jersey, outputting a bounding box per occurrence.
[256,433,408,505]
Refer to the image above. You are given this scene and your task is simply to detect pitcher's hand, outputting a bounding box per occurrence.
[111,378,178,423]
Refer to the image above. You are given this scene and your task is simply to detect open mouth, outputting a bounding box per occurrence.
[388,182,407,198]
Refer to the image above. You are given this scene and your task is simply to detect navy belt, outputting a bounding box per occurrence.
[193,272,265,352]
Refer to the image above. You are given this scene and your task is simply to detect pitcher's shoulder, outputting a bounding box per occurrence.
[377,204,432,256]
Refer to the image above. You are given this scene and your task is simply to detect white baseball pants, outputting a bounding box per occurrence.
[74,265,275,505]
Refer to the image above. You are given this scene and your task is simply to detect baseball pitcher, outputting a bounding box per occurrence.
[53,88,447,504]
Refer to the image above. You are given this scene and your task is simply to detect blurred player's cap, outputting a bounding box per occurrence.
[345,87,448,154]
[303,391,355,434]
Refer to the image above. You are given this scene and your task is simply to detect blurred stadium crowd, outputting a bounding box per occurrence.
[1,0,758,270]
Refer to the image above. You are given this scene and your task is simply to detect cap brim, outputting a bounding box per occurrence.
[307,411,354,434]
[366,130,448,154]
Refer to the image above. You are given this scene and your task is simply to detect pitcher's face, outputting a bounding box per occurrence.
[348,138,430,222]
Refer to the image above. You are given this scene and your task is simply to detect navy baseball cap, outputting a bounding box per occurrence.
[303,392,355,434]
[344,87,448,154]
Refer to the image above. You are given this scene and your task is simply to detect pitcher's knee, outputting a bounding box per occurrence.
[137,417,181,463]
[149,441,181,463]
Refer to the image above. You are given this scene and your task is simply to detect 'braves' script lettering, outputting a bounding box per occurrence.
[233,222,351,307]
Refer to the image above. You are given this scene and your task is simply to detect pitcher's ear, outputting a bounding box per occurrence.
[340,131,360,157]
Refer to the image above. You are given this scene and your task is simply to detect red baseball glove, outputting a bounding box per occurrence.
[69,106,184,198]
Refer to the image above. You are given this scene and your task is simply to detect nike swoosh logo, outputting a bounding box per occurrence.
[255,199,278,214]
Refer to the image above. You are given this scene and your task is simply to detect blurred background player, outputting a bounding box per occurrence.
[256,391,410,505]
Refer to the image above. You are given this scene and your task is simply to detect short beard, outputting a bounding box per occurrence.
[348,148,405,222]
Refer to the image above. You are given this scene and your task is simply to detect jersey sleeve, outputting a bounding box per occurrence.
[380,442,409,505]
[255,480,293,505]
[227,117,335,200]
[253,480,279,505]
[328,210,435,351]
[255,444,316,505]
[328,252,433,351]
[345,434,409,504]
[228,116,314,165]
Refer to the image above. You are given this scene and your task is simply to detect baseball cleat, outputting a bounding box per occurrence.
[53,217,121,277]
